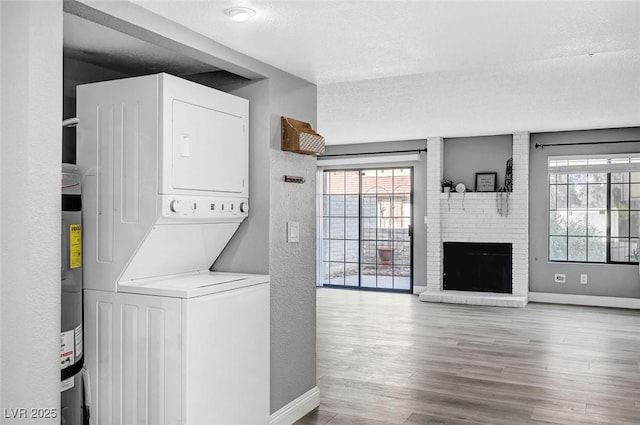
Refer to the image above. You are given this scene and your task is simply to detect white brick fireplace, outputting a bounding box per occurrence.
[419,133,529,307]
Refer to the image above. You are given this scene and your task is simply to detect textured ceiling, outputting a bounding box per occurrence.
[131,1,640,84]
[63,12,219,76]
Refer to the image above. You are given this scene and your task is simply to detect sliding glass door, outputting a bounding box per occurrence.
[322,168,412,292]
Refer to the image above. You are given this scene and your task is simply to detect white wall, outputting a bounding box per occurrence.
[317,49,640,144]
[1,0,62,418]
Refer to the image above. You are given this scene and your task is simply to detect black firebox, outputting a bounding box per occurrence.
[443,242,512,293]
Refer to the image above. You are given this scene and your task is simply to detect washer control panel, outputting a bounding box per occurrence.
[161,196,248,220]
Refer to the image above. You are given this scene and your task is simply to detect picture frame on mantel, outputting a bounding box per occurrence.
[475,172,497,192]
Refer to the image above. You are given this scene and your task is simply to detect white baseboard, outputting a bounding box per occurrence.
[270,386,320,425]
[528,292,640,309]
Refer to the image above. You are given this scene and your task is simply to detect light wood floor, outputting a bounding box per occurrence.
[295,288,640,425]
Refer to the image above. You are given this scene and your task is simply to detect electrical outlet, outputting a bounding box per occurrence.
[554,273,566,283]
[580,274,588,284]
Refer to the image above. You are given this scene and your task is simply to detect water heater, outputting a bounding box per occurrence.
[61,163,85,424]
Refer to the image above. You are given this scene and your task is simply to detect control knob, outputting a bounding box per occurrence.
[170,200,182,213]
[240,202,249,213]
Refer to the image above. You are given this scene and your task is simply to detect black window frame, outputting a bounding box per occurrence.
[548,170,640,265]
[321,167,414,293]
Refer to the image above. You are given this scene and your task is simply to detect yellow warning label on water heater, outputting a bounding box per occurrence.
[69,224,82,269]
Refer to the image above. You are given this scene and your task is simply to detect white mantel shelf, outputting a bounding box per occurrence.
[440,192,505,200]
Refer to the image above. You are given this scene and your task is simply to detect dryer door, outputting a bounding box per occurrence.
[171,100,246,194]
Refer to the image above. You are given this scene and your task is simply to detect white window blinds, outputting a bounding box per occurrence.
[548,153,640,174]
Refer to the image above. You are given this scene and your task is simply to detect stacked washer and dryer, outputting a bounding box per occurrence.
[76,74,270,424]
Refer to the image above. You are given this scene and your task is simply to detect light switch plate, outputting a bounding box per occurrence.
[287,221,300,243]
[554,273,566,283]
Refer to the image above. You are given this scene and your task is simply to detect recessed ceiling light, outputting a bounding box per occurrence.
[224,7,256,22]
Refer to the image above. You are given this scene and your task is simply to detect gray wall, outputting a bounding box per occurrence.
[443,135,512,191]
[529,128,640,297]
[269,77,318,413]
[322,140,429,291]
[218,75,320,414]
[214,79,271,275]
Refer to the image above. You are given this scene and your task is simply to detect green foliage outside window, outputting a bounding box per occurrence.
[548,171,639,264]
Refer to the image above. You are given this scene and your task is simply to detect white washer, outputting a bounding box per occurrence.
[77,74,269,424]
[84,273,269,425]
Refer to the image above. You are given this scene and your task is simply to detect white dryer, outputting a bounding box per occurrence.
[77,74,269,424]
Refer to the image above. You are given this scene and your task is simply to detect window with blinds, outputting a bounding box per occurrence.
[548,154,640,264]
